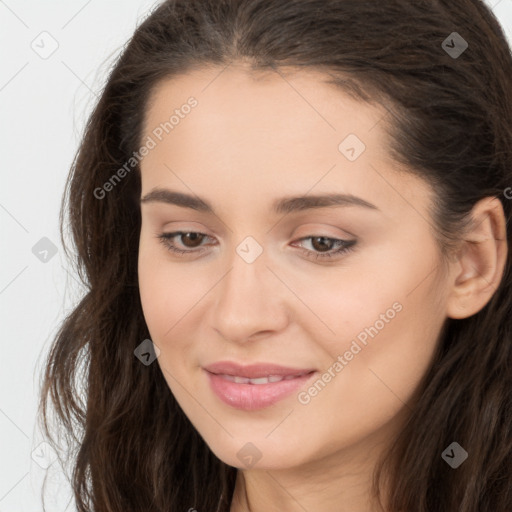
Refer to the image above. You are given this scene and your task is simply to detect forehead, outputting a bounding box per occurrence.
[143,63,386,140]
[139,64,432,220]
[141,64,391,172]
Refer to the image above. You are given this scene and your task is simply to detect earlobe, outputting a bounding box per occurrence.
[446,197,508,320]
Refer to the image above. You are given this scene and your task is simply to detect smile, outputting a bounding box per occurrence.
[204,369,317,410]
[215,373,310,384]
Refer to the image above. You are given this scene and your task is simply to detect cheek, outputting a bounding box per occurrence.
[309,275,442,365]
[299,241,445,385]
[138,241,204,335]
[303,261,446,433]
[138,242,223,391]
[138,248,180,364]
[299,237,445,360]
[138,250,200,394]
[281,286,443,459]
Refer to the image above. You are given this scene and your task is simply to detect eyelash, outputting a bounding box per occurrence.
[156,231,356,261]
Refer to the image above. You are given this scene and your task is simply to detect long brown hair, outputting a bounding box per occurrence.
[38,0,512,510]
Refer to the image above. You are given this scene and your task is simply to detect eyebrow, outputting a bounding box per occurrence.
[140,188,379,214]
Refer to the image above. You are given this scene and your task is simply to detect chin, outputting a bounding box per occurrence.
[202,434,312,471]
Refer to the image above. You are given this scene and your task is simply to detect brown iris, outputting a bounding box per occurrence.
[179,232,206,248]
[309,236,334,252]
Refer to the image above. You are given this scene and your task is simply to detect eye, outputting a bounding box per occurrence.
[157,231,212,256]
[291,236,357,261]
[156,231,357,260]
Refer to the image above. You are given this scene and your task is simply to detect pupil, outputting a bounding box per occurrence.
[183,233,202,247]
[312,236,331,252]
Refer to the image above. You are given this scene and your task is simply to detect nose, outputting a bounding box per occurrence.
[210,246,289,344]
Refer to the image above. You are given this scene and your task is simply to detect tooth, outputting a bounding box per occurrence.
[247,377,269,384]
[218,374,300,384]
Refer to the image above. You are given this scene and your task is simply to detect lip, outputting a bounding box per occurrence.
[203,361,316,379]
[203,361,317,411]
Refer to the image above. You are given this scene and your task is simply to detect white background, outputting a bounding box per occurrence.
[1,0,511,510]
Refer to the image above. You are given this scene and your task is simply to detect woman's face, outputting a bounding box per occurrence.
[138,64,452,470]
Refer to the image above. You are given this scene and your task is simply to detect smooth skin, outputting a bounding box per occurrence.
[137,63,507,512]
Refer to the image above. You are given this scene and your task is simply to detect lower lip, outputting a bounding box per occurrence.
[204,370,316,410]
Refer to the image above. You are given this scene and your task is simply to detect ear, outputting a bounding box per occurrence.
[446,197,508,319]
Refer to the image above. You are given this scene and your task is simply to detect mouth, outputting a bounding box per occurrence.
[203,362,317,410]
[212,373,312,385]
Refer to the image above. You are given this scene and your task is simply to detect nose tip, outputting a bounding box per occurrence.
[210,253,289,344]
[214,326,273,344]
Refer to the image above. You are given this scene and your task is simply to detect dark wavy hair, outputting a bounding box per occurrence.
[38,0,512,510]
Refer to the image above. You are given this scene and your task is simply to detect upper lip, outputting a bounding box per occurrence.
[203,361,316,379]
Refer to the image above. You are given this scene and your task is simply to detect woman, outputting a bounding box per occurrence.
[38,0,512,510]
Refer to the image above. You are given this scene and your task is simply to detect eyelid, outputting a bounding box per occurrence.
[160,221,214,233]
[292,222,357,239]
